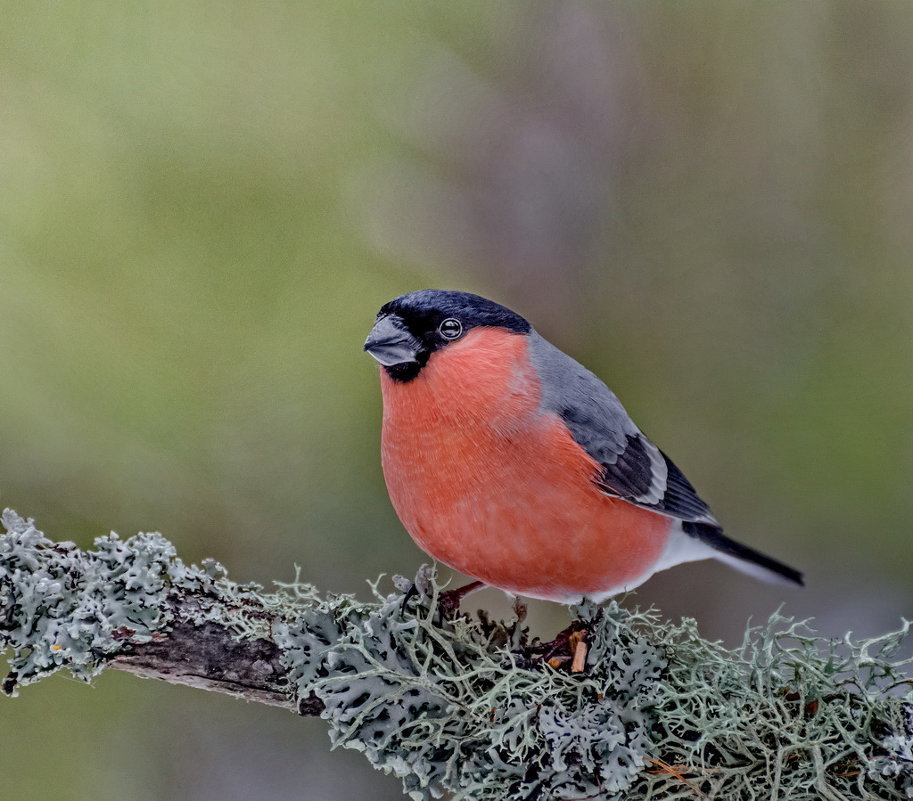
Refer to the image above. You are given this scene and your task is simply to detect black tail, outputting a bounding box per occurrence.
[682,521,804,587]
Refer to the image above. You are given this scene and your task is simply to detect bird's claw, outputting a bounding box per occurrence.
[399,582,420,615]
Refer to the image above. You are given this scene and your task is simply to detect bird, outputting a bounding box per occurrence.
[364,289,803,606]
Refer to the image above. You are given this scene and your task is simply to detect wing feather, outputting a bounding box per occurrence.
[528,332,716,524]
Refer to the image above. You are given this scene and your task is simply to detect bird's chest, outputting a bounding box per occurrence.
[381,400,556,567]
[382,406,534,515]
[378,332,546,532]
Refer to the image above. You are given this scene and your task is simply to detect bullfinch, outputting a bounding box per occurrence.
[364,289,803,605]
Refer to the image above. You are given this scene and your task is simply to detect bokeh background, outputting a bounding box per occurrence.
[2,3,912,799]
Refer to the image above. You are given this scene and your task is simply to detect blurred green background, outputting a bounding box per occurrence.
[2,3,912,799]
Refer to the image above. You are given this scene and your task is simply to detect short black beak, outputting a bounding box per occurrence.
[364,315,421,367]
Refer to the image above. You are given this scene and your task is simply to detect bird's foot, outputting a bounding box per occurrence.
[524,620,590,673]
[437,580,486,620]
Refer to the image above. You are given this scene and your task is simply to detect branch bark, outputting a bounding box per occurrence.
[108,596,323,714]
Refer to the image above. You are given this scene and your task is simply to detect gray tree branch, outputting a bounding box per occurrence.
[2,508,913,801]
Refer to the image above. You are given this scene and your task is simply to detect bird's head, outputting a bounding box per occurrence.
[364,290,530,382]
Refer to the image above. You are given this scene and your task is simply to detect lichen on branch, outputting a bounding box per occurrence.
[2,509,912,801]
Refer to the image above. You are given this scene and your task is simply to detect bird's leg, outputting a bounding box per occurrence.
[437,580,485,619]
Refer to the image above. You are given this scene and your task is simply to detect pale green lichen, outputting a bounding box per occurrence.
[635,614,913,800]
[3,509,913,800]
[0,509,185,692]
[275,573,664,800]
[0,509,287,693]
[274,575,913,800]
[870,703,913,797]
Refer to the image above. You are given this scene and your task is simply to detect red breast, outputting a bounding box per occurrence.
[379,327,673,602]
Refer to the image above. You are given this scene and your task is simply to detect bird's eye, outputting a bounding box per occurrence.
[438,318,463,340]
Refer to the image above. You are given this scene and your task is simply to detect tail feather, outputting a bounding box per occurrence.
[681,521,804,587]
